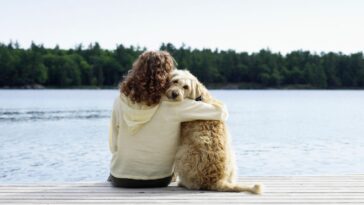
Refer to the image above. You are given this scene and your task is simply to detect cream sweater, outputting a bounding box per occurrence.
[109,94,228,180]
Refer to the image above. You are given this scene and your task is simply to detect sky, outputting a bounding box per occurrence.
[0,0,363,54]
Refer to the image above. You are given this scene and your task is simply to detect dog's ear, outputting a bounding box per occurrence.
[189,80,198,100]
[194,81,211,103]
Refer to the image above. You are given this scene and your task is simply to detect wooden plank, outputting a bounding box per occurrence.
[1,196,364,201]
[2,203,364,205]
[1,200,364,204]
[0,180,364,188]
[0,176,363,204]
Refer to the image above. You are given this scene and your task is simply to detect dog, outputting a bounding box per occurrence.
[166,69,262,194]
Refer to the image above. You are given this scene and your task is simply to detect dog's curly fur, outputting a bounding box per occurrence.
[120,51,175,106]
[167,70,262,194]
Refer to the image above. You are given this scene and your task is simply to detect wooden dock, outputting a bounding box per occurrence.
[1,176,363,204]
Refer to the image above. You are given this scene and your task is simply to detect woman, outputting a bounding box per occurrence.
[108,51,227,188]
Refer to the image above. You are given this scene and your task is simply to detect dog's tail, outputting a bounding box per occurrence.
[211,181,263,194]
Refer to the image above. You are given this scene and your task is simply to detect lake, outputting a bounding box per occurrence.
[0,90,363,182]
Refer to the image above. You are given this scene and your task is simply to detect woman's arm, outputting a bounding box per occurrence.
[109,97,120,154]
[176,98,228,122]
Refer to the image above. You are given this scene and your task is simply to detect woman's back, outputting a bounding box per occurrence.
[109,94,227,179]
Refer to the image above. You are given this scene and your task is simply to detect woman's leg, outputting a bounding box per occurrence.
[108,174,172,188]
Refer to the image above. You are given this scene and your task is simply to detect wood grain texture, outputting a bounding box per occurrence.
[1,176,363,204]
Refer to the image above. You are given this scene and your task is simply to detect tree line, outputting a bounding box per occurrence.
[1,42,364,89]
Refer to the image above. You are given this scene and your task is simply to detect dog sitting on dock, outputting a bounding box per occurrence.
[166,69,262,194]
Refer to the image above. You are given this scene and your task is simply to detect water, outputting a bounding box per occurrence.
[0,90,363,182]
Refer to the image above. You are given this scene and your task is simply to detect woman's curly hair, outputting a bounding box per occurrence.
[120,51,175,106]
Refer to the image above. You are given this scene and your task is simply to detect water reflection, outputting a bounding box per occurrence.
[0,109,110,122]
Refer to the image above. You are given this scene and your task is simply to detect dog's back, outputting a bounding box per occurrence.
[176,120,261,193]
[177,120,227,189]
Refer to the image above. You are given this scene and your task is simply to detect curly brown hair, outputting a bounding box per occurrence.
[120,51,175,106]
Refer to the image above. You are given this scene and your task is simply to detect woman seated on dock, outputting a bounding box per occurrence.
[108,51,227,188]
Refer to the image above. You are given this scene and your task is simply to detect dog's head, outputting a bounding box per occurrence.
[166,69,211,102]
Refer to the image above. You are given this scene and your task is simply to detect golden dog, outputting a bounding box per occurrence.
[166,70,262,193]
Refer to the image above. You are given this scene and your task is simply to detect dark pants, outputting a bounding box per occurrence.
[108,174,172,188]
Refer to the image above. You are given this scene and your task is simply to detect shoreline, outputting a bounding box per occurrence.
[1,83,364,90]
[1,87,364,90]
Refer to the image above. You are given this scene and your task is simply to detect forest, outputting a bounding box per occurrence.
[1,42,364,89]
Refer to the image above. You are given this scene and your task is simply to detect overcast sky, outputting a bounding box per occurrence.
[1,0,363,53]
